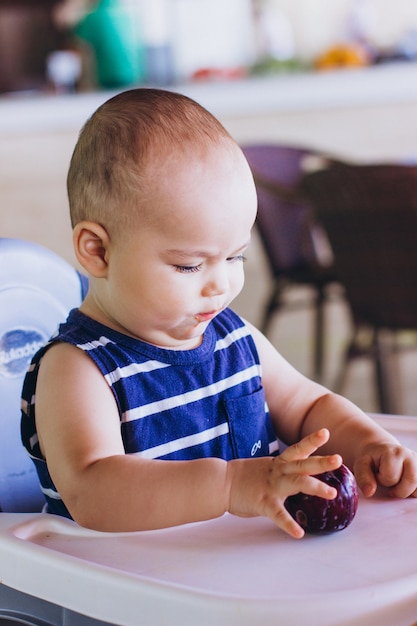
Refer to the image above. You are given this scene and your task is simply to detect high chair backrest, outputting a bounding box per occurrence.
[0,238,88,512]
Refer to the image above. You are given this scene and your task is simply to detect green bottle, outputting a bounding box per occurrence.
[74,0,145,89]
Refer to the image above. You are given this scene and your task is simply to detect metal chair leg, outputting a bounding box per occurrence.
[374,331,403,415]
[262,281,327,382]
[312,286,326,382]
[260,280,287,336]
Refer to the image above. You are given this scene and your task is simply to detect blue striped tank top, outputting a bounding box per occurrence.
[21,307,279,518]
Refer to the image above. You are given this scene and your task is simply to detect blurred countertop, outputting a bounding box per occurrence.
[2,61,417,136]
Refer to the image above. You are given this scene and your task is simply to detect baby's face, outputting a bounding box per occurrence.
[98,144,257,349]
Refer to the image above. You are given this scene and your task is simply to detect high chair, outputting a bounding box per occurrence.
[0,238,88,514]
[1,238,417,625]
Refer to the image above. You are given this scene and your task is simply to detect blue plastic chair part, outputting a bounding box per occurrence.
[0,238,87,513]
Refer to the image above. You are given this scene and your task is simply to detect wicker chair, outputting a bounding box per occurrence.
[301,160,417,413]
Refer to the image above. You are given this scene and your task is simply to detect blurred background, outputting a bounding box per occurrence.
[2,0,417,414]
[3,0,417,93]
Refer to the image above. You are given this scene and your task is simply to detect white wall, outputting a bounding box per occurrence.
[268,0,417,59]
[133,0,255,81]
[133,0,417,79]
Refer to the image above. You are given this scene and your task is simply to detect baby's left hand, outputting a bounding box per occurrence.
[353,442,417,498]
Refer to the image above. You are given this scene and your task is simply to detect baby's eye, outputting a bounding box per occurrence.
[174,264,202,274]
[227,254,247,263]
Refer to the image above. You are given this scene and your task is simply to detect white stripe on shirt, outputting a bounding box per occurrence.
[269,440,280,455]
[134,422,230,459]
[122,363,262,422]
[104,326,249,384]
[215,324,251,351]
[41,487,62,500]
[105,360,170,385]
[77,336,114,351]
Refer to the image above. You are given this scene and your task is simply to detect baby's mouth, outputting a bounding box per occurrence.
[194,310,218,323]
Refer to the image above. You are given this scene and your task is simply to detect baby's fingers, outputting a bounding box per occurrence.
[277,454,342,485]
[353,456,378,497]
[272,507,306,539]
[355,446,417,498]
[280,428,331,463]
[267,474,338,539]
[386,456,417,498]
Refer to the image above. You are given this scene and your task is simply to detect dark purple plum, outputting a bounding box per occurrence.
[285,464,359,534]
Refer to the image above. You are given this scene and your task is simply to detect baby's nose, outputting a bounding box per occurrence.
[202,270,229,297]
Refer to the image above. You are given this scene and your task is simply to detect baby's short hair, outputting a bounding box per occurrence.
[67,88,235,234]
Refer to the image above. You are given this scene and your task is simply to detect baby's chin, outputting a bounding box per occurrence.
[142,325,206,351]
[168,329,206,351]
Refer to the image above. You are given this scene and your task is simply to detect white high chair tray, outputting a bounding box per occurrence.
[1,414,417,626]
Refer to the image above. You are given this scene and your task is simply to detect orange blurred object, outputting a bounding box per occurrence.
[314,43,370,70]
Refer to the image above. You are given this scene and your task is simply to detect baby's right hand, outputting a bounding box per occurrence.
[226,428,342,538]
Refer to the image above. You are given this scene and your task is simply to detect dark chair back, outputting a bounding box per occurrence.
[242,144,326,276]
[301,161,417,412]
[241,144,336,381]
[301,161,417,330]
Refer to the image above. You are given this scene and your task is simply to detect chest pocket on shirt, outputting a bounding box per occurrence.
[224,388,276,459]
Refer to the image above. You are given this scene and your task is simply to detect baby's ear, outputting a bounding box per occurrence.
[73,221,110,277]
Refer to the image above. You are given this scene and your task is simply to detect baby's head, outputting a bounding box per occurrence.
[68,88,257,346]
[67,88,244,239]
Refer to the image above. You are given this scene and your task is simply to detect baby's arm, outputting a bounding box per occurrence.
[250,323,417,500]
[35,342,339,536]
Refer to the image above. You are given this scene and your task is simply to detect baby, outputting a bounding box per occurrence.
[21,88,417,538]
